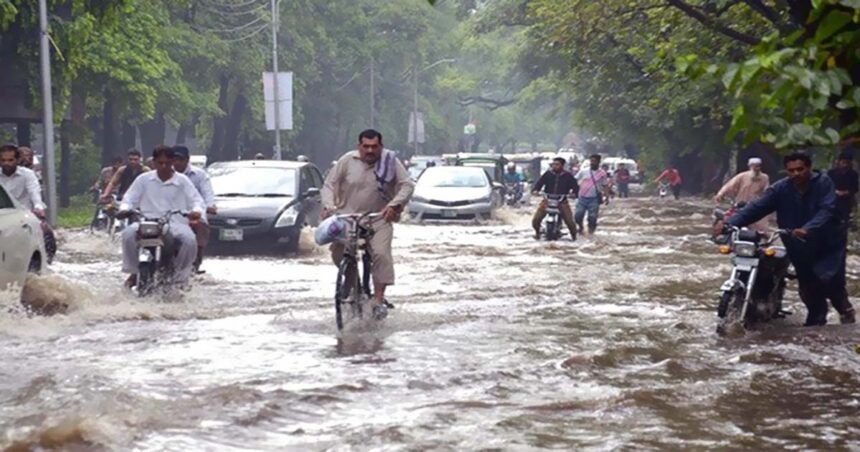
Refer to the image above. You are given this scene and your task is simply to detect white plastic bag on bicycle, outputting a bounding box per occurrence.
[315,215,348,245]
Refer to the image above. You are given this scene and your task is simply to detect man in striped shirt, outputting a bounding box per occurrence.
[574,154,610,235]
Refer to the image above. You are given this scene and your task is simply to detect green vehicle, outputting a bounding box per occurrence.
[454,154,508,207]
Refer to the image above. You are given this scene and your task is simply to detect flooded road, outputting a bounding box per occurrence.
[2,196,859,450]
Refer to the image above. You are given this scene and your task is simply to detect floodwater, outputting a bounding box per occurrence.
[2,195,859,450]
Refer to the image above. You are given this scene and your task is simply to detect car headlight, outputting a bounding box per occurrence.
[733,241,757,257]
[411,196,429,204]
[473,196,492,204]
[275,206,299,227]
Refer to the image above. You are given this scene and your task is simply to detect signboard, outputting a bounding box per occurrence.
[463,123,477,135]
[408,112,426,144]
[262,71,293,130]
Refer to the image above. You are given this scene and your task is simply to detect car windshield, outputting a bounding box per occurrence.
[209,166,297,197]
[418,168,488,188]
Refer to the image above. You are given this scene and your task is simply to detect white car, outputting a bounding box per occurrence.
[409,166,496,221]
[603,157,641,182]
[0,184,46,297]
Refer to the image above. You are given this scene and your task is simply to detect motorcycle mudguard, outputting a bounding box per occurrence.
[720,279,745,293]
[139,247,154,263]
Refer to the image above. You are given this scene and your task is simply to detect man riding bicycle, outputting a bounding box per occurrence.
[321,129,415,319]
[102,149,150,201]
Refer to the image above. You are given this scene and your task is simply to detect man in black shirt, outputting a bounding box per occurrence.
[532,157,579,240]
[828,152,858,225]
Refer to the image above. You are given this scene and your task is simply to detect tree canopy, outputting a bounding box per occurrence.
[2,0,859,197]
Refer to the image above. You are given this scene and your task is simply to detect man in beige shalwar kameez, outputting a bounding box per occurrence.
[714,157,771,231]
[322,129,415,317]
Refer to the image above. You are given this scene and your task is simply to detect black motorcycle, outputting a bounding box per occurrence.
[542,194,566,241]
[505,182,523,206]
[714,215,792,335]
[125,210,186,297]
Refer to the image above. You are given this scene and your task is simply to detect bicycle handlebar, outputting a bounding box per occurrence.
[336,212,384,221]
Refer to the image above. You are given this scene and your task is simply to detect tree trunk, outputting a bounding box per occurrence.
[102,93,122,166]
[121,120,136,152]
[59,121,71,207]
[209,74,230,163]
[222,92,247,161]
[16,122,30,146]
[138,110,165,155]
[175,116,195,145]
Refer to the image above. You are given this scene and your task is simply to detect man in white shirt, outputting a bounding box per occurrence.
[0,144,46,217]
[172,145,216,272]
[118,146,204,288]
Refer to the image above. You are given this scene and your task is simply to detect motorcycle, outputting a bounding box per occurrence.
[542,194,566,241]
[40,219,56,264]
[127,210,186,297]
[90,194,123,239]
[505,182,524,206]
[713,208,792,335]
[658,181,670,198]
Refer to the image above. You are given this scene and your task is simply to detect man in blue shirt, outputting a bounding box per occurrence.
[722,152,854,326]
[503,162,524,203]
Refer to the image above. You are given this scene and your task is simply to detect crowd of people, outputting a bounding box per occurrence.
[0,135,857,328]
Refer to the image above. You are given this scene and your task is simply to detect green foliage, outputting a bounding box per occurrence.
[679,2,860,149]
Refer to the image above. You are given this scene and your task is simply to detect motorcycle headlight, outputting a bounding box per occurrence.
[275,206,299,228]
[138,222,162,239]
[733,241,757,257]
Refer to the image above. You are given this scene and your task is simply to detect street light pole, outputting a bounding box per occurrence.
[369,56,375,129]
[412,67,419,156]
[410,58,455,157]
[270,0,281,160]
[38,0,57,226]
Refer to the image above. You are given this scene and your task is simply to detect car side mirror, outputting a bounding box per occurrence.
[304,187,321,199]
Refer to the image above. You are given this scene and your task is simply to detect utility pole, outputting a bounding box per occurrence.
[412,67,419,156]
[270,0,281,160]
[38,0,57,226]
[409,58,455,157]
[369,56,375,129]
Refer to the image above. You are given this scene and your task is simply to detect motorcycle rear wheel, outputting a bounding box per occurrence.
[137,261,155,297]
[545,220,560,241]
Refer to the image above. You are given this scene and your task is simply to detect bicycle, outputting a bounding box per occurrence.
[333,212,383,330]
[90,193,126,241]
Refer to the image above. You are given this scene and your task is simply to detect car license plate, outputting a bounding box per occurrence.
[442,209,457,218]
[219,228,243,241]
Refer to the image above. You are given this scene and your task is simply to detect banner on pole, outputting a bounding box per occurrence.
[263,71,293,130]
[408,112,425,144]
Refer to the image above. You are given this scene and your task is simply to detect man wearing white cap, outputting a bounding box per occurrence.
[714,157,771,230]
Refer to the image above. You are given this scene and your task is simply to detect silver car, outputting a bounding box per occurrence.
[408,166,496,221]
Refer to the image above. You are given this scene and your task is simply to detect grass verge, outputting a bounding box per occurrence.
[57,194,95,229]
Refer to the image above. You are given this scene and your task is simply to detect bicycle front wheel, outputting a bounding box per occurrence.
[335,256,358,330]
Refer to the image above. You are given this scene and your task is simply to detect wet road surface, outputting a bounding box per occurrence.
[2,196,859,450]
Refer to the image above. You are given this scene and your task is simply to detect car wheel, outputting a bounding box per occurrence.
[285,221,304,253]
[28,252,42,274]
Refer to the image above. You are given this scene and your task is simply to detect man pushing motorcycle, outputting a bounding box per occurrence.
[716,152,855,326]
[117,146,204,289]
